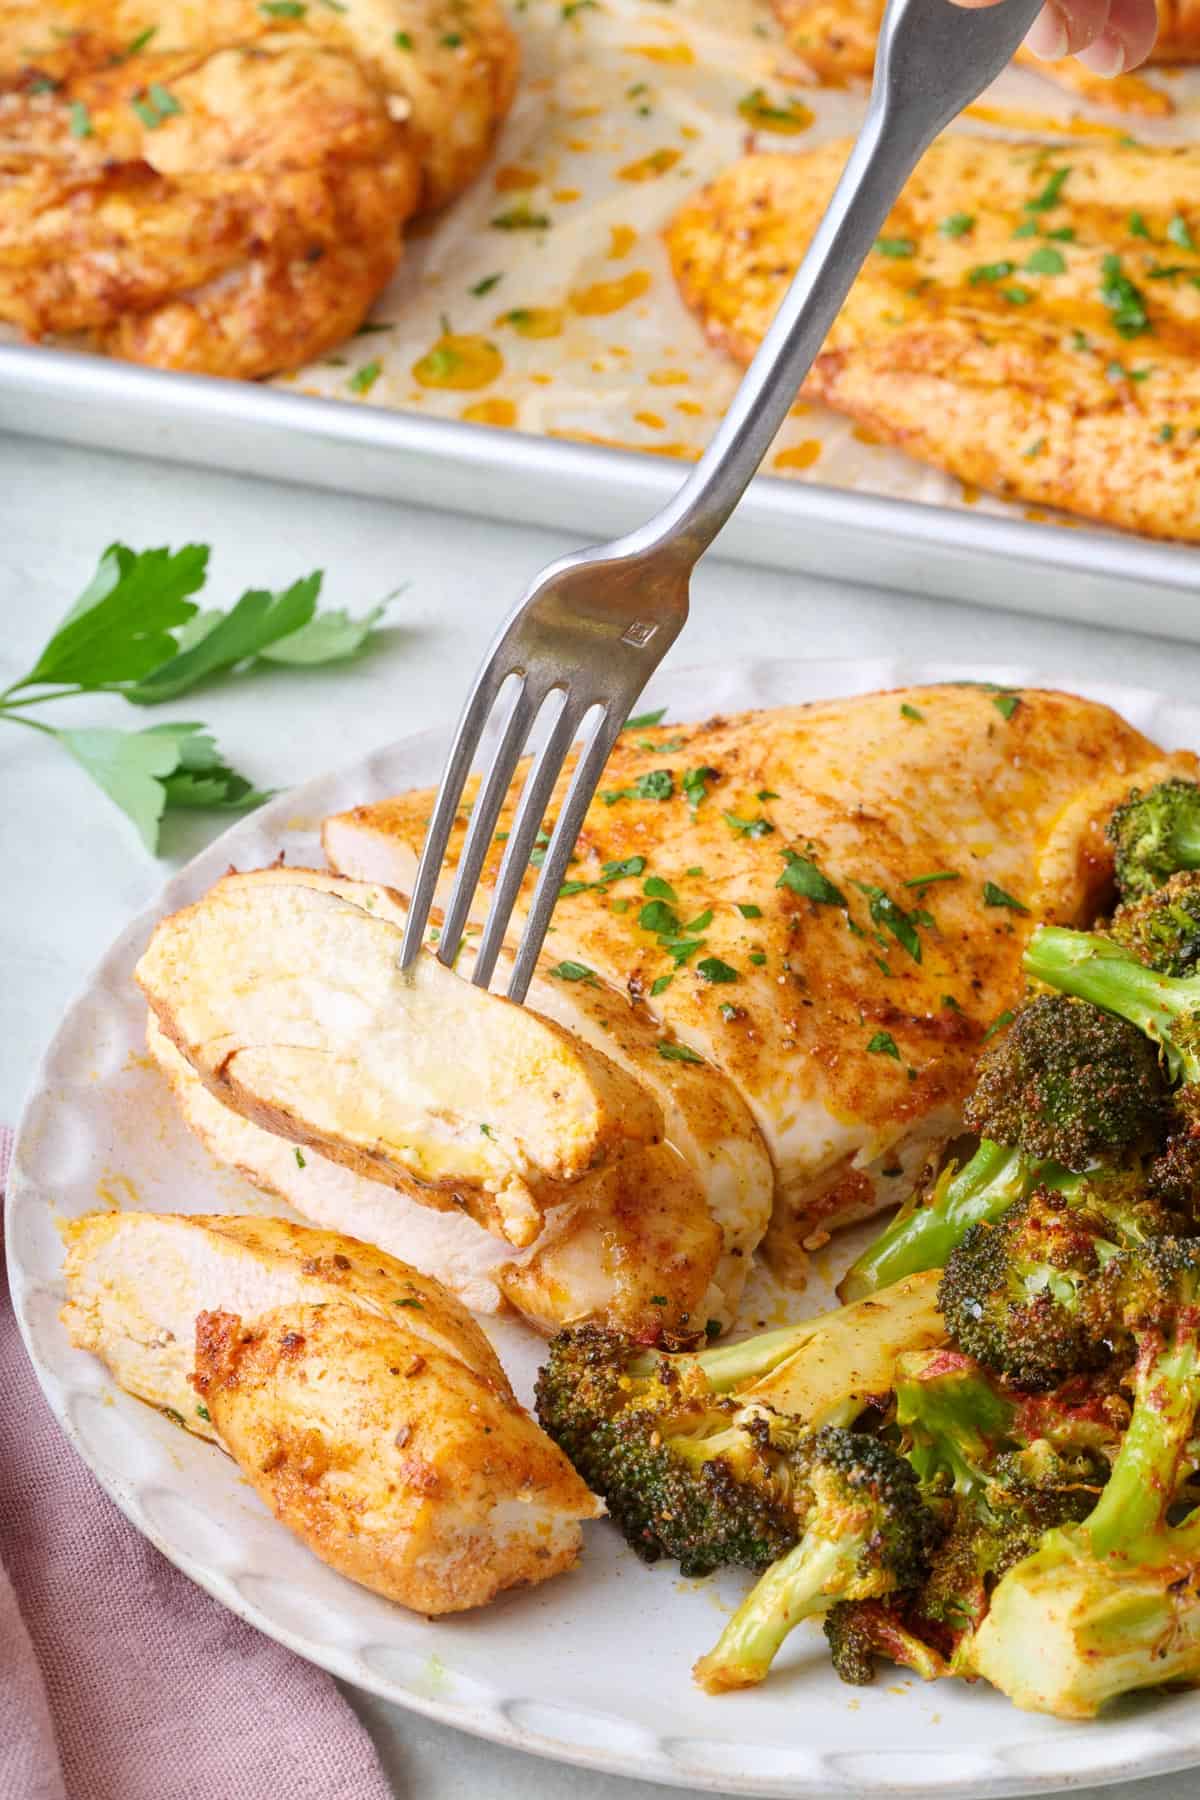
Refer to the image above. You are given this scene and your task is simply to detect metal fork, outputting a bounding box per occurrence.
[400,0,1044,1003]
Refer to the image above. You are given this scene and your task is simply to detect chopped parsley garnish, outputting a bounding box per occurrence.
[624,707,667,730]
[684,909,713,932]
[866,1031,901,1059]
[658,1041,704,1063]
[602,855,646,879]
[718,1002,739,1021]
[548,960,598,983]
[686,865,703,876]
[757,789,780,801]
[125,25,159,53]
[196,1404,211,1422]
[904,870,960,888]
[748,951,766,965]
[643,875,677,900]
[640,737,684,752]
[900,702,924,721]
[940,213,974,238]
[1026,166,1071,213]
[982,881,1029,913]
[697,956,737,984]
[1100,254,1151,339]
[1022,438,1046,460]
[440,30,464,44]
[480,1123,495,1138]
[1128,211,1152,239]
[610,898,630,913]
[1045,227,1075,242]
[602,769,674,804]
[682,765,718,808]
[991,690,1020,718]
[260,1,307,14]
[1159,423,1177,443]
[875,238,916,259]
[1167,214,1196,251]
[650,974,673,996]
[855,882,922,962]
[295,1147,306,1168]
[492,205,551,231]
[1012,219,1038,240]
[777,850,845,906]
[394,29,414,47]
[471,272,501,295]
[558,880,589,898]
[736,902,763,918]
[349,361,382,394]
[984,1009,1016,1040]
[639,899,679,934]
[969,261,1014,285]
[942,994,963,1011]
[395,1296,424,1309]
[1002,285,1033,305]
[1023,246,1066,276]
[68,100,92,137]
[723,811,774,838]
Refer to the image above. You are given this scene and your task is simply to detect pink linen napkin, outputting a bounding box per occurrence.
[0,1126,394,1800]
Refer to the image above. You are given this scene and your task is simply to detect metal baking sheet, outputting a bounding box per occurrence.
[4,338,1200,636]
[2,0,1200,635]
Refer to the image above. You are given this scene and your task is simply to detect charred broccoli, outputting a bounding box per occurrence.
[692,1429,936,1692]
[965,1239,1200,1715]
[535,1283,944,1574]
[936,1182,1185,1391]
[1025,925,1200,1090]
[1107,778,1200,902]
[1109,870,1200,978]
[824,1599,946,1684]
[842,996,1168,1301]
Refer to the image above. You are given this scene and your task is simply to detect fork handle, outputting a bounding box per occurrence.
[637,0,1044,567]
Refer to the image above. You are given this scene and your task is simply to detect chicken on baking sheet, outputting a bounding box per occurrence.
[322,684,1199,1283]
[665,137,1200,543]
[771,0,1200,113]
[0,0,517,376]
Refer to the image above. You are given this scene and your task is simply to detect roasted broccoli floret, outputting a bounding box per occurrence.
[1025,924,1200,1090]
[1107,778,1200,902]
[1109,870,1200,977]
[964,1240,1200,1716]
[535,1287,944,1574]
[824,1598,946,1685]
[842,996,1167,1302]
[692,1430,936,1692]
[964,996,1166,1169]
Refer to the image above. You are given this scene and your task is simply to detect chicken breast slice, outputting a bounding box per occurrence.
[195,1301,599,1614]
[135,868,663,1250]
[61,1210,510,1441]
[322,686,1200,1275]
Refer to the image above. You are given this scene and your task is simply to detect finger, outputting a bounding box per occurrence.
[1075,0,1159,67]
[1024,0,1112,55]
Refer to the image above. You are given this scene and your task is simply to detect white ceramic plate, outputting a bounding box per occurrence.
[12,656,1200,1799]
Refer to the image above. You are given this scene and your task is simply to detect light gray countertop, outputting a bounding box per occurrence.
[4,430,1200,1800]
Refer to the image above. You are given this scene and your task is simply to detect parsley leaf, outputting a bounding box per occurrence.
[55,723,267,851]
[697,956,738,984]
[601,855,646,879]
[982,881,1030,913]
[643,875,677,900]
[548,960,598,983]
[875,238,916,258]
[940,213,974,238]
[658,1041,704,1063]
[1100,254,1151,338]
[16,543,209,688]
[624,707,666,730]
[866,1030,901,1059]
[855,882,922,961]
[723,811,774,838]
[639,899,680,935]
[777,850,845,906]
[127,574,323,702]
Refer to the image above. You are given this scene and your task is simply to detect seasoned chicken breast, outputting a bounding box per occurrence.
[323,685,1199,1273]
[63,1212,599,1613]
[141,865,760,1334]
[61,1210,510,1438]
[772,0,1187,113]
[0,0,517,374]
[135,868,663,1250]
[194,1300,598,1614]
[666,138,1200,542]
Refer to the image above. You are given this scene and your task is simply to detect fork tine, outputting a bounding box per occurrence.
[399,658,511,967]
[435,676,538,967]
[506,703,625,1003]
[471,689,590,993]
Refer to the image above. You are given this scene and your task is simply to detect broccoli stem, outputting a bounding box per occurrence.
[1084,1334,1200,1557]
[841,1142,1069,1301]
[693,1532,854,1692]
[1024,927,1200,1083]
[683,1302,849,1392]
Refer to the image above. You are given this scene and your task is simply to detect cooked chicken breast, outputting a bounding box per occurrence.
[147,1019,512,1316]
[61,1210,511,1438]
[772,0,1186,113]
[666,137,1200,543]
[323,685,1198,1273]
[194,1300,598,1613]
[63,1212,599,1613]
[142,865,755,1334]
[0,0,517,375]
[135,868,663,1251]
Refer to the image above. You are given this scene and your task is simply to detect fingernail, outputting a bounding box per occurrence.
[1024,3,1070,60]
[1076,29,1127,72]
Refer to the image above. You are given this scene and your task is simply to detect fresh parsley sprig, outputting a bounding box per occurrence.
[0,543,385,852]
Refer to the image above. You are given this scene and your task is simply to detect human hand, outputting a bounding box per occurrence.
[953,0,1158,74]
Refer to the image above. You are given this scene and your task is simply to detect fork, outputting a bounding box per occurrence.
[400,0,1044,1003]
